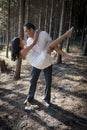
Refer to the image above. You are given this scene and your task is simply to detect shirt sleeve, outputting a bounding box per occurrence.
[45,31,52,45]
[26,38,34,46]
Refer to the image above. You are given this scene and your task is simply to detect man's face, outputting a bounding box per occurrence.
[24,26,30,37]
[24,26,34,38]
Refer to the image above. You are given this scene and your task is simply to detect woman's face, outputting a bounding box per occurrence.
[19,39,25,49]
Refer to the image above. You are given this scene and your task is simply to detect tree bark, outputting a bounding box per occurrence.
[83,35,87,56]
[81,8,87,48]
[0,59,7,73]
[14,0,25,80]
[44,0,49,31]
[49,0,54,36]
[57,0,65,64]
[66,0,73,52]
[6,0,10,58]
[25,0,31,22]
[38,8,42,29]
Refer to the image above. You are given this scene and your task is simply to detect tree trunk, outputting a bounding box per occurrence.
[13,0,17,38]
[83,35,87,56]
[49,0,54,36]
[57,0,65,64]
[0,59,7,73]
[44,0,48,31]
[66,0,73,52]
[14,0,25,80]
[25,0,31,22]
[81,8,87,48]
[53,0,60,39]
[38,8,42,29]
[6,0,10,58]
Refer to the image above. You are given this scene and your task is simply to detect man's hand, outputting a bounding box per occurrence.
[47,47,54,54]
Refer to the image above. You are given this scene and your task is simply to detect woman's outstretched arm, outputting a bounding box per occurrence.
[20,30,40,59]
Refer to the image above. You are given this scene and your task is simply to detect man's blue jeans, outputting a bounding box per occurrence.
[27,65,52,104]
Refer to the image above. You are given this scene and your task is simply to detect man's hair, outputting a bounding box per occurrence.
[24,22,36,30]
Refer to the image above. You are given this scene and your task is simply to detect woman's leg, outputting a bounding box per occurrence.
[54,46,72,60]
[48,27,73,49]
[54,46,66,56]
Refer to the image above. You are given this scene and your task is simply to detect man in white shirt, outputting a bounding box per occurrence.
[26,31,54,69]
[24,23,53,107]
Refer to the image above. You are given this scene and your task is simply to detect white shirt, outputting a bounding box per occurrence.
[26,31,54,69]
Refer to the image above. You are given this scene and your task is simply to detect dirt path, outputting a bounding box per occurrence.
[0,54,87,130]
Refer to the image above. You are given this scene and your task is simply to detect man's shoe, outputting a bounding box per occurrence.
[24,104,39,111]
[24,105,33,111]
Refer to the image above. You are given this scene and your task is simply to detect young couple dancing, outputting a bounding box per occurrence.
[11,22,74,109]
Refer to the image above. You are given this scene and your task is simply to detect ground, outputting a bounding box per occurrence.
[0,50,87,130]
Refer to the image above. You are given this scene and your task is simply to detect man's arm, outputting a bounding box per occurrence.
[20,30,40,59]
[33,29,40,44]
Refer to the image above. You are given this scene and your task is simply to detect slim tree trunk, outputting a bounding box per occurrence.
[81,8,87,48]
[13,0,16,37]
[38,8,42,29]
[25,0,31,22]
[49,0,54,35]
[14,0,25,80]
[53,0,60,39]
[83,35,87,56]
[66,0,73,52]
[44,0,48,31]
[6,0,10,58]
[83,7,87,55]
[57,0,65,64]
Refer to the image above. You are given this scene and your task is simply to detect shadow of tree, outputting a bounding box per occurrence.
[27,100,87,130]
[56,87,87,100]
[0,87,87,130]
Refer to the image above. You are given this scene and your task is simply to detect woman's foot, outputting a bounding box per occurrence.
[65,27,74,38]
[63,54,73,60]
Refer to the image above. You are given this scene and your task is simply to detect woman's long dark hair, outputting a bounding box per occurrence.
[11,37,21,61]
